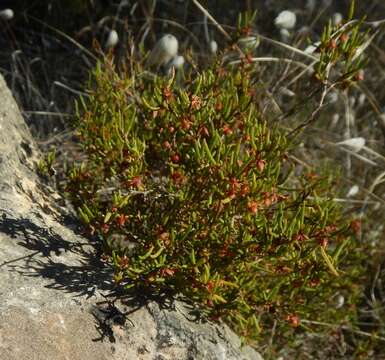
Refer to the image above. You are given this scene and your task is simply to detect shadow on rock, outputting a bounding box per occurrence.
[0,215,115,298]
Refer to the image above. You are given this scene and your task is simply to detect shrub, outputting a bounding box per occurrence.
[65,49,364,344]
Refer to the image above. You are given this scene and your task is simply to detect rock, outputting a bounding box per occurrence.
[0,73,263,360]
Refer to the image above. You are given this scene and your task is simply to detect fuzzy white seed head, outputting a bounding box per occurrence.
[209,40,218,54]
[237,36,260,51]
[346,185,359,197]
[304,42,320,55]
[170,55,185,69]
[279,28,291,43]
[0,8,14,20]
[306,0,316,12]
[146,34,179,68]
[331,113,340,127]
[326,91,339,104]
[337,137,366,152]
[332,13,343,26]
[335,294,345,309]
[358,93,366,107]
[275,10,296,30]
[105,30,119,49]
[349,96,356,108]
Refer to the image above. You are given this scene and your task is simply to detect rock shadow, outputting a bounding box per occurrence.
[0,215,114,298]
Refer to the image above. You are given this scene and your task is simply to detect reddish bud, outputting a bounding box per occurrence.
[293,233,309,242]
[190,95,202,110]
[117,255,129,269]
[160,268,176,277]
[163,87,172,99]
[247,201,258,214]
[328,39,337,49]
[241,26,251,36]
[171,154,180,163]
[198,125,210,137]
[256,159,266,172]
[163,140,172,150]
[230,177,240,191]
[129,176,143,189]
[223,125,233,135]
[171,171,185,185]
[101,223,110,234]
[215,102,223,111]
[116,214,127,227]
[355,70,364,82]
[240,183,250,197]
[309,278,320,287]
[206,281,214,293]
[318,237,329,247]
[181,118,192,130]
[340,33,349,42]
[350,219,361,235]
[286,314,300,328]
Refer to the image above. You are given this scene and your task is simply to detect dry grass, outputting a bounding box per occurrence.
[1,0,385,358]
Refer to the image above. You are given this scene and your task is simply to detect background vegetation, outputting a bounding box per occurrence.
[1,1,385,359]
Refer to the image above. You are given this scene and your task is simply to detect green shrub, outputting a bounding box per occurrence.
[65,53,364,344]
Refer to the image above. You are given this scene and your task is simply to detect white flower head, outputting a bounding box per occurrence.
[332,13,343,26]
[304,41,320,55]
[346,185,359,197]
[331,113,340,127]
[306,0,316,12]
[336,137,366,152]
[170,55,185,69]
[237,36,260,51]
[146,34,178,68]
[275,10,296,30]
[335,294,345,309]
[209,40,218,54]
[358,93,366,107]
[105,30,119,49]
[279,28,291,43]
[0,8,14,20]
[326,91,339,104]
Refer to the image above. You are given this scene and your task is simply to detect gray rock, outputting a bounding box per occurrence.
[0,73,263,360]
